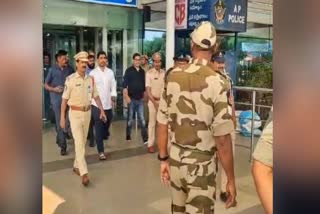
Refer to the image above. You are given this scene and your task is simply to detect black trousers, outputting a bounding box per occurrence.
[92,105,113,153]
[87,114,95,145]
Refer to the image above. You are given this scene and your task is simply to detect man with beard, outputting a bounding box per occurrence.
[86,53,96,147]
[86,54,95,75]
[45,50,73,156]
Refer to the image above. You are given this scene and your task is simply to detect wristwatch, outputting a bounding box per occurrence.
[158,154,169,161]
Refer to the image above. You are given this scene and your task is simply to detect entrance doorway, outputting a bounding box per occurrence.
[108,30,124,120]
[42,26,128,123]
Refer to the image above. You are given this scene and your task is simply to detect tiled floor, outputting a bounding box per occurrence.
[43,121,263,214]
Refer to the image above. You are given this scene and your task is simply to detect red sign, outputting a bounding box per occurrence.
[175,0,187,29]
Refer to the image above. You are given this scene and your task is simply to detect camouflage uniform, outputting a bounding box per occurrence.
[157,57,234,213]
[209,64,237,195]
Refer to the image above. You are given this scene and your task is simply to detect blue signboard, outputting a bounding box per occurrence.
[210,0,247,32]
[187,0,212,29]
[185,0,247,32]
[76,0,137,7]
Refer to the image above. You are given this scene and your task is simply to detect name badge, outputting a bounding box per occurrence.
[154,77,158,80]
[76,83,81,87]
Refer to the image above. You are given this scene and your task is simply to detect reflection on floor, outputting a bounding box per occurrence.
[43,121,263,214]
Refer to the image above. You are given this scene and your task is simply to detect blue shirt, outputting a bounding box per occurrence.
[86,66,94,75]
[45,64,73,105]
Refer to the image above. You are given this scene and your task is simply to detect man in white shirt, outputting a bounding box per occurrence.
[89,51,117,160]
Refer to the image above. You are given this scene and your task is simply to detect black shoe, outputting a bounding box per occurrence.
[89,143,95,147]
[60,148,67,156]
[220,192,228,203]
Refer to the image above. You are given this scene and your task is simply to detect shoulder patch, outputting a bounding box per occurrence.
[67,73,76,79]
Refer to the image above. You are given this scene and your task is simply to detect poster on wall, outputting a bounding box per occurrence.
[175,0,188,29]
[76,0,137,7]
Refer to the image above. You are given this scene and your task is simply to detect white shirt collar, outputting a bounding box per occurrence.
[97,66,108,72]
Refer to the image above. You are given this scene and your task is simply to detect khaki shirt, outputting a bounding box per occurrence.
[208,63,234,113]
[62,72,99,106]
[142,64,151,73]
[253,108,273,167]
[221,71,234,112]
[146,68,165,99]
[157,58,234,153]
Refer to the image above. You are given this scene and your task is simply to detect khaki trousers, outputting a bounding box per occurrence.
[219,131,236,192]
[69,109,91,176]
[147,101,159,147]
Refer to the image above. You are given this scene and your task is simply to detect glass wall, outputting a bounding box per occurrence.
[175,26,273,88]
[174,25,273,122]
[42,0,143,122]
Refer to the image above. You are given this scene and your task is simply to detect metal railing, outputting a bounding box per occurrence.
[129,86,273,161]
[233,86,273,161]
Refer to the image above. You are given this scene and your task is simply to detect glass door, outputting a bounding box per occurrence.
[43,30,77,126]
[108,30,124,120]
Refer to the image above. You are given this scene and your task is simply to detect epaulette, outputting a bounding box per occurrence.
[66,73,76,80]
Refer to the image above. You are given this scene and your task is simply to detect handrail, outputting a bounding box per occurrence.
[233,86,273,161]
[233,86,273,93]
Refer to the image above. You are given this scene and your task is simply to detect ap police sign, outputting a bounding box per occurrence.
[76,0,137,7]
[184,0,247,32]
[210,0,247,32]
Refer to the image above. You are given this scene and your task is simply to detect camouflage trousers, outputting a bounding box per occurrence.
[169,143,218,214]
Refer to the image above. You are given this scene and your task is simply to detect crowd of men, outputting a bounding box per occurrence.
[43,21,272,213]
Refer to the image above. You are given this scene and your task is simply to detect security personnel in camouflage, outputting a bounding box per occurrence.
[157,21,237,213]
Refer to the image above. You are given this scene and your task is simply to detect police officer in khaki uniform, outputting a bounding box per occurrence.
[146,52,165,153]
[60,51,107,186]
[165,52,190,83]
[252,107,273,214]
[157,21,237,213]
[210,51,237,202]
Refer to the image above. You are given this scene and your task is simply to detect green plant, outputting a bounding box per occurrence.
[143,34,166,67]
[237,52,273,89]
